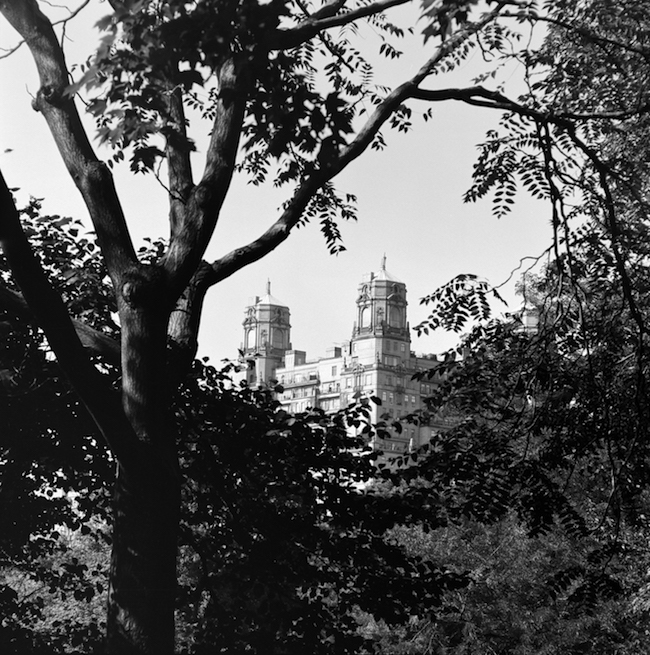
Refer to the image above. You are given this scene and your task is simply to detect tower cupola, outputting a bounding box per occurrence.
[241,281,292,384]
[351,256,410,366]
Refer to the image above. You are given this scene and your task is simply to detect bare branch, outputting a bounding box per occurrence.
[0,0,91,60]
[411,85,541,115]
[494,249,552,292]
[413,85,650,125]
[0,39,24,60]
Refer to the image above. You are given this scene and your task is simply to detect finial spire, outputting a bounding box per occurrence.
[381,253,386,271]
[266,279,271,295]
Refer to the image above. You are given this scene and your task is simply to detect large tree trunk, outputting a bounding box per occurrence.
[106,458,180,654]
[105,293,181,654]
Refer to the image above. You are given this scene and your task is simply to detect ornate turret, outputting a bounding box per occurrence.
[241,281,292,384]
[351,256,410,366]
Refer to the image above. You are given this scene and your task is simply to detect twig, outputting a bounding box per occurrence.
[0,0,91,61]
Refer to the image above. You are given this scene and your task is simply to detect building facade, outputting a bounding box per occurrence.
[239,260,448,452]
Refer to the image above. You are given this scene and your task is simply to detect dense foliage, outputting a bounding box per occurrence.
[0,205,113,653]
[7,211,650,655]
[402,249,650,651]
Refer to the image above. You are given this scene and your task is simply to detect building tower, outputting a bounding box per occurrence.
[240,281,292,384]
[240,259,443,452]
[351,255,410,367]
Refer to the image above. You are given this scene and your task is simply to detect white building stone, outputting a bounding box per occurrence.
[239,259,448,452]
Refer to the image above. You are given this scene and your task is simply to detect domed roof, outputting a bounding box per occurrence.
[256,280,288,307]
[374,254,403,283]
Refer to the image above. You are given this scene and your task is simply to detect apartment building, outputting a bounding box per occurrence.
[238,258,447,452]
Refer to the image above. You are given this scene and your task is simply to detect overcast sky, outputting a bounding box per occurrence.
[0,2,551,363]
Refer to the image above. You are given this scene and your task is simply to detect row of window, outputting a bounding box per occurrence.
[320,399,340,411]
[380,391,418,406]
[279,372,318,384]
[282,387,316,400]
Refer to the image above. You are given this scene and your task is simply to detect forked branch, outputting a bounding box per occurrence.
[161,58,248,299]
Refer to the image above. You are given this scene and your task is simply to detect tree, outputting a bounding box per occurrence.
[2,0,649,652]
[399,226,650,651]
[1,205,472,654]
[0,1,536,651]
[172,362,475,654]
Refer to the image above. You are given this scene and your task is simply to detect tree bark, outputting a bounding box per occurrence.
[105,275,181,654]
[107,457,180,654]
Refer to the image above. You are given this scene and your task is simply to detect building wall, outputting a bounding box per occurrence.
[239,262,445,452]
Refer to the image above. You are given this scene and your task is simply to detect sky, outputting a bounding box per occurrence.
[0,2,552,364]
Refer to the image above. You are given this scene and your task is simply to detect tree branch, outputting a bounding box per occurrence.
[271,0,410,50]
[0,283,121,366]
[504,11,650,58]
[310,0,348,21]
[166,261,215,383]
[0,170,136,462]
[207,7,503,284]
[412,85,650,125]
[165,84,194,238]
[161,58,247,299]
[0,0,91,60]
[0,0,137,284]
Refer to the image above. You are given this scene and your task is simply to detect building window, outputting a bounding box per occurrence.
[360,306,370,328]
[389,392,394,404]
[246,329,256,349]
[382,391,387,402]
[332,365,337,376]
[401,343,406,352]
